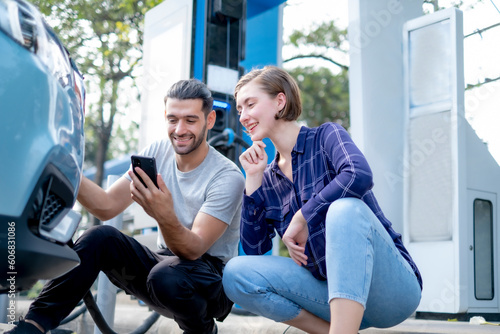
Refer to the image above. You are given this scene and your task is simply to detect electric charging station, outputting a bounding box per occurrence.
[135,0,285,240]
[139,0,285,165]
[402,8,500,317]
[349,0,500,319]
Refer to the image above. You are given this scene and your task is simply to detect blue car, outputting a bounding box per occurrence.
[0,0,85,292]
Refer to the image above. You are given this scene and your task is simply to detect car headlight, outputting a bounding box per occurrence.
[0,0,38,51]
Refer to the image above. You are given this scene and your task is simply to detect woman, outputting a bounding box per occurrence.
[222,66,422,334]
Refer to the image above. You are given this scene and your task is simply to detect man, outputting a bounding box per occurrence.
[8,79,245,334]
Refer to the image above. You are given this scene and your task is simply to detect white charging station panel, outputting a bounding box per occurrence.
[403,8,500,315]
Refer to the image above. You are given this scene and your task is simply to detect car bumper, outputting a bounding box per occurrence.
[0,31,84,293]
[0,213,81,293]
[0,162,82,293]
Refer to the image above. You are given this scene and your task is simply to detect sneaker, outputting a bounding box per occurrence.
[4,320,44,334]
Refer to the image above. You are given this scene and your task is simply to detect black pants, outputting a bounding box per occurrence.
[26,225,233,334]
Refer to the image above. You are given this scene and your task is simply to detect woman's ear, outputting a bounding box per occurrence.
[276,92,287,111]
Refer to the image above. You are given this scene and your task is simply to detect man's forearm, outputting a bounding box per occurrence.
[77,176,130,221]
[157,218,203,260]
[77,177,111,220]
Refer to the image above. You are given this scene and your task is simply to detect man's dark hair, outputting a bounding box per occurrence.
[164,79,213,116]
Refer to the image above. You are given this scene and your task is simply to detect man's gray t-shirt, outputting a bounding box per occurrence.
[126,138,245,263]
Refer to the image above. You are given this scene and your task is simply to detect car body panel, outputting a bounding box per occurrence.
[0,31,84,216]
[0,0,85,293]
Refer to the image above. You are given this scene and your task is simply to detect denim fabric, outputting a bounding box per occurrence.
[240,124,422,288]
[223,198,421,329]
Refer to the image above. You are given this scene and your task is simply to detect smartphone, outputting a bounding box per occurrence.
[131,155,158,188]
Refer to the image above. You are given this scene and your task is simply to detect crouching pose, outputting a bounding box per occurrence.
[222,66,422,334]
[8,79,245,334]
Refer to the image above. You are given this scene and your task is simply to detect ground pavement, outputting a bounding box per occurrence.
[1,293,499,333]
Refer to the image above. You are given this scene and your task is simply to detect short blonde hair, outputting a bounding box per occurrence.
[234,66,302,121]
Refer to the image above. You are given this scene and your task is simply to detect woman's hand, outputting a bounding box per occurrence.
[239,141,267,175]
[239,141,268,195]
[282,210,309,266]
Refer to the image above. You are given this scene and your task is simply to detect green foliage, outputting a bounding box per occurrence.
[284,1,485,129]
[108,120,139,158]
[288,66,349,129]
[284,19,350,129]
[288,20,347,52]
[279,238,290,258]
[285,20,348,70]
[26,281,44,299]
[423,0,484,13]
[31,0,163,189]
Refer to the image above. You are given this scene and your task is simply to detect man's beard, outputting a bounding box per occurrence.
[170,123,207,155]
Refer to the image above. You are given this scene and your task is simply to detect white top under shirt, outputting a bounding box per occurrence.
[126,138,245,263]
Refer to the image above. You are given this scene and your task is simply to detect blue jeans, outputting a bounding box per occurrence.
[223,198,421,329]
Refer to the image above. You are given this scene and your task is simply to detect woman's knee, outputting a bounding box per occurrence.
[326,198,367,227]
[222,256,250,300]
[324,198,377,247]
[326,198,364,218]
[223,256,246,278]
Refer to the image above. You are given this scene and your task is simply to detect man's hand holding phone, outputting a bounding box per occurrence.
[129,156,176,222]
[131,155,159,188]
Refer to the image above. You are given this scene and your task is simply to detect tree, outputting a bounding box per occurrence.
[281,1,486,129]
[283,20,350,128]
[286,20,349,71]
[423,0,484,13]
[288,66,349,128]
[32,0,163,223]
